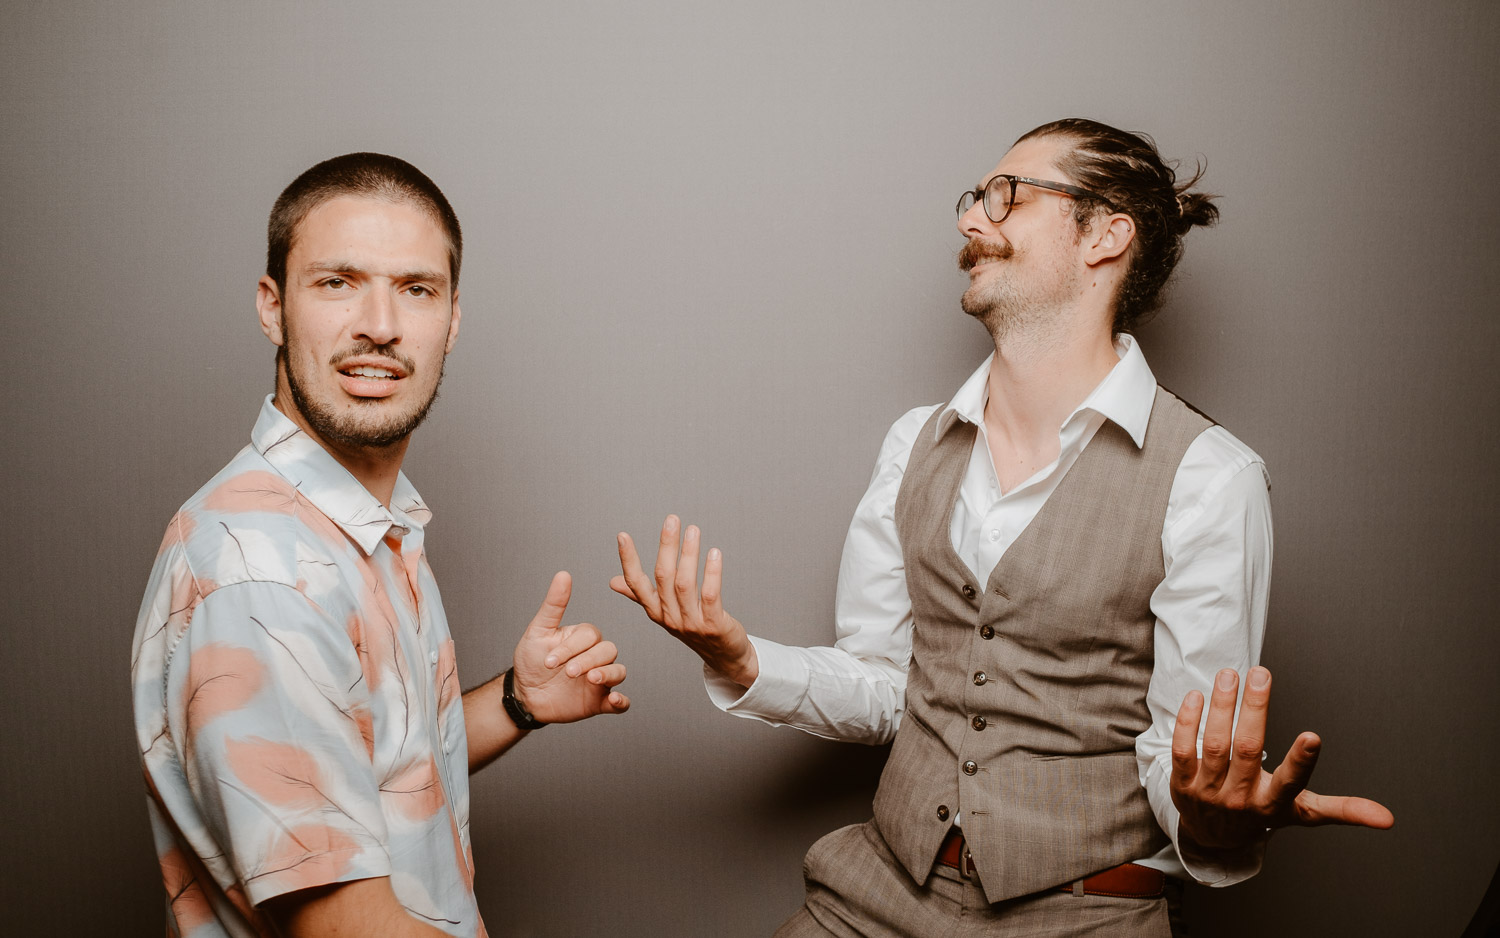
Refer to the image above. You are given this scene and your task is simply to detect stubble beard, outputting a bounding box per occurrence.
[280,339,445,451]
[958,238,1035,344]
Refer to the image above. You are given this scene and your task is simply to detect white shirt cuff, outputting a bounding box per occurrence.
[703,634,811,723]
[1167,810,1270,887]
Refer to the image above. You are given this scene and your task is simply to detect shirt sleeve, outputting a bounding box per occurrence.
[1136,426,1274,886]
[164,580,392,907]
[704,405,939,744]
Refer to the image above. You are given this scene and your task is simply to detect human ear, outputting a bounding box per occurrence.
[1085,214,1135,267]
[445,292,462,355]
[256,276,285,346]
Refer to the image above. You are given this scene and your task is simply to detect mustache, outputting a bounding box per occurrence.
[328,341,417,376]
[958,238,1013,272]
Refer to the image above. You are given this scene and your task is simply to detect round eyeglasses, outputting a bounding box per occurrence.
[956,175,1117,225]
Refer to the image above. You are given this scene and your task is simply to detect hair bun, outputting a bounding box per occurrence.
[1174,189,1219,234]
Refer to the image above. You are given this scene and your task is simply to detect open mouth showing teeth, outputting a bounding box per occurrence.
[342,366,399,379]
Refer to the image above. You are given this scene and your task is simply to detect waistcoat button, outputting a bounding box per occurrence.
[973,671,988,686]
[961,584,976,599]
[971,715,987,731]
[962,760,978,776]
[936,804,950,821]
[979,625,994,640]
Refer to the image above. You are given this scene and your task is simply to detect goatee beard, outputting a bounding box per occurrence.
[958,238,1022,338]
[281,343,444,450]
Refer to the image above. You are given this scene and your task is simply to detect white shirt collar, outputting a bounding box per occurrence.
[934,333,1158,449]
[249,395,429,555]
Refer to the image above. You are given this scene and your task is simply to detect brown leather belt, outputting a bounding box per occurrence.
[935,828,1166,899]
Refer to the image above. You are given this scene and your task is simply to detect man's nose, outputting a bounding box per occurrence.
[353,285,400,346]
[958,198,994,239]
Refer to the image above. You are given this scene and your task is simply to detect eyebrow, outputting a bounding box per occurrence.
[304,261,450,288]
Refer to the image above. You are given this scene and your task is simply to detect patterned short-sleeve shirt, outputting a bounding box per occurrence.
[130,396,486,937]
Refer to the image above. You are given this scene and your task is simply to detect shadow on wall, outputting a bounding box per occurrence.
[749,740,892,825]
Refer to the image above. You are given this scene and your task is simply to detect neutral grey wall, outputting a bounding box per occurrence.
[3,2,1496,935]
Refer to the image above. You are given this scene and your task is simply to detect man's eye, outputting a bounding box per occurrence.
[325,278,347,289]
[407,285,430,297]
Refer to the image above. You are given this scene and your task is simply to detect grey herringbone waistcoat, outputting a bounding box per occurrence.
[871,386,1211,904]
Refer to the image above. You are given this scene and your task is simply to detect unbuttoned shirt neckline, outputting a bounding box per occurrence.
[937,334,1156,585]
[250,394,431,556]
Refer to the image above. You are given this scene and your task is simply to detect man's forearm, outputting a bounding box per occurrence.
[462,676,527,774]
[265,877,458,937]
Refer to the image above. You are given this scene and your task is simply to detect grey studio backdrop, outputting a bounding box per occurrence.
[2,2,1495,936]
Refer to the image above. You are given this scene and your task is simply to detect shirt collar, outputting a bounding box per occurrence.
[249,395,431,555]
[934,333,1157,449]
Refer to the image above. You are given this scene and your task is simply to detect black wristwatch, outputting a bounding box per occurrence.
[502,668,547,731]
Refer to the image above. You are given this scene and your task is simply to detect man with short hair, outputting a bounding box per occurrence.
[131,153,629,937]
[613,119,1392,935]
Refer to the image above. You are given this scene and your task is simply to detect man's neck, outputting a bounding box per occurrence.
[271,393,408,508]
[981,313,1119,491]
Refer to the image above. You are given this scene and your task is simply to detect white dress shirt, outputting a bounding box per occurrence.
[706,335,1272,886]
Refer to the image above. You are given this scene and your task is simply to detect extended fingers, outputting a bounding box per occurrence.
[1198,669,1241,786]
[1171,689,1204,791]
[1272,733,1395,830]
[653,516,683,620]
[674,525,703,620]
[1265,730,1321,811]
[613,532,659,615]
[702,547,726,620]
[1292,790,1396,830]
[1225,667,1271,793]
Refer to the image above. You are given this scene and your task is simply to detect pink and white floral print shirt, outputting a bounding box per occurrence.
[131,396,485,937]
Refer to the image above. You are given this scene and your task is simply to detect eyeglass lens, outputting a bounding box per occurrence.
[956,178,1014,223]
[983,177,1013,223]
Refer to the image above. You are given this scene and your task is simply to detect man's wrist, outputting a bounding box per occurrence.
[717,642,760,689]
[502,668,547,731]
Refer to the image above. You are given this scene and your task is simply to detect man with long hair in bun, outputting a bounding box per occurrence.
[614,119,1393,935]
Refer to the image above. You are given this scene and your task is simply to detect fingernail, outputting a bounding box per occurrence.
[544,656,557,668]
[1249,668,1269,689]
[686,526,697,541]
[566,666,578,677]
[1216,669,1236,691]
[709,548,721,562]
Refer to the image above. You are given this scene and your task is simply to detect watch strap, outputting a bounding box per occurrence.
[502,667,547,731]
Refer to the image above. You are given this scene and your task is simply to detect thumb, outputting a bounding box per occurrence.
[527,571,572,634]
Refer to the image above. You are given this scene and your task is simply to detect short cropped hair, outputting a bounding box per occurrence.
[266,152,463,295]
[1017,119,1219,334]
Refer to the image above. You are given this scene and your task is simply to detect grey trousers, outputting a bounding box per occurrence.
[774,821,1184,938]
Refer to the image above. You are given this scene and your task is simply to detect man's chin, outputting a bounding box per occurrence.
[295,394,435,451]
[960,288,992,319]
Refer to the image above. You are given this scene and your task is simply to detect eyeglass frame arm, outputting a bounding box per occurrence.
[955,174,1118,223]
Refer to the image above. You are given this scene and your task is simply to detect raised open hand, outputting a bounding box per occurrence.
[1171,666,1394,854]
[611,515,759,688]
[511,571,629,724]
